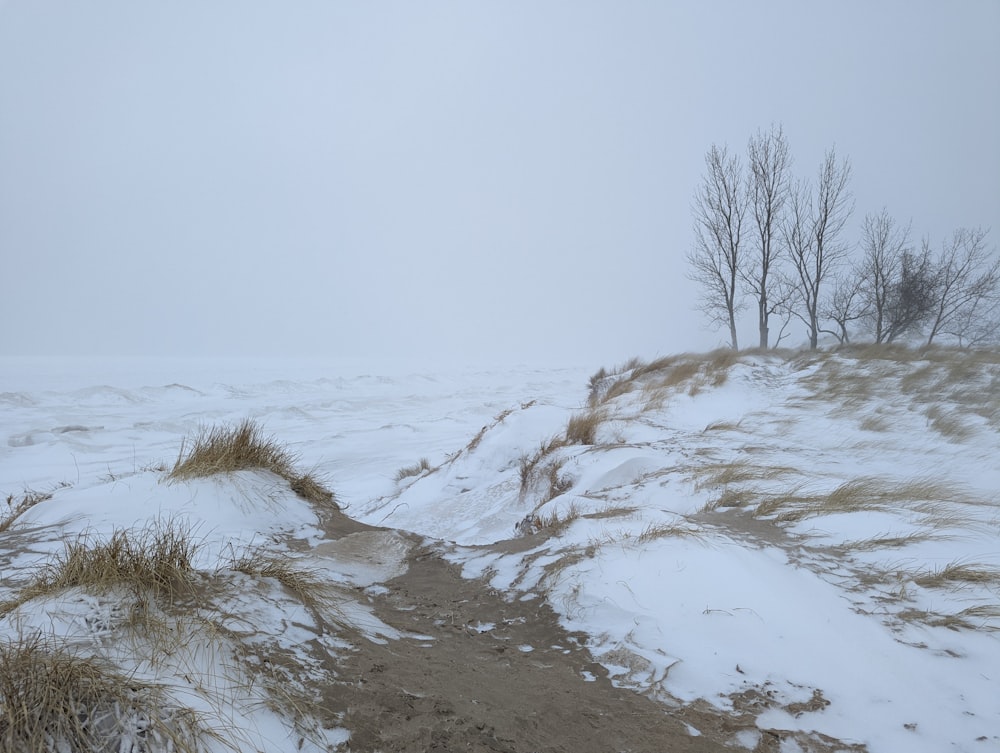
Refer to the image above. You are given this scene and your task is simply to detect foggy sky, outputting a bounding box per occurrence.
[2,1,998,367]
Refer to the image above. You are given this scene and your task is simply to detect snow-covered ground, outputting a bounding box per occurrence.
[1,348,997,752]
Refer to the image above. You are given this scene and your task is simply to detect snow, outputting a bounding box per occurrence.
[1,350,998,752]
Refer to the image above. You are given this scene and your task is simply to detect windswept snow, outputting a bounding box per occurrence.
[1,349,998,752]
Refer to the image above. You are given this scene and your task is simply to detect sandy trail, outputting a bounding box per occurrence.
[297,510,734,752]
[327,542,729,752]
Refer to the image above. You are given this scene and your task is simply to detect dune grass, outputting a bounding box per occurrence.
[0,488,54,533]
[169,419,335,507]
[394,457,432,483]
[911,562,1000,590]
[751,477,964,524]
[0,518,200,617]
[228,547,335,622]
[564,408,606,445]
[0,633,209,753]
[634,521,705,544]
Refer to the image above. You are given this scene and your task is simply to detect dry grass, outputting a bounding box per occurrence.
[0,489,53,533]
[169,419,335,507]
[394,457,432,483]
[692,461,801,513]
[518,436,566,497]
[645,359,702,394]
[702,420,745,433]
[835,531,936,552]
[695,461,799,490]
[859,413,892,432]
[229,549,330,604]
[0,519,200,617]
[634,521,704,544]
[701,487,757,512]
[586,366,610,406]
[951,605,1000,630]
[753,477,962,523]
[0,634,209,753]
[911,562,1000,590]
[542,458,573,503]
[564,409,606,446]
[534,501,582,534]
[228,548,336,631]
[923,405,974,441]
[587,349,754,409]
[899,604,1000,632]
[464,407,515,454]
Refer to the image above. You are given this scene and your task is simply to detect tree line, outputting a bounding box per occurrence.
[688,125,1000,350]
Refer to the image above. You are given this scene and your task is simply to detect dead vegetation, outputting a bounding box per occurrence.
[634,520,705,544]
[227,547,338,633]
[465,407,516,454]
[169,419,335,507]
[0,518,200,617]
[394,457,432,483]
[587,350,744,409]
[564,409,606,446]
[752,477,967,524]
[911,562,1000,590]
[1,488,55,533]
[0,519,345,751]
[0,633,210,753]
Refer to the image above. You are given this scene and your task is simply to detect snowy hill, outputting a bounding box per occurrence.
[1,348,997,752]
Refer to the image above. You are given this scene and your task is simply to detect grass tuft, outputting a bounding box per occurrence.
[534,501,582,534]
[912,562,1000,590]
[634,521,704,544]
[0,634,207,753]
[228,548,335,627]
[1,519,200,616]
[394,457,432,483]
[169,419,335,507]
[564,409,606,446]
[0,488,54,533]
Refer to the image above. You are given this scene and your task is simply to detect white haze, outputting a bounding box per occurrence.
[1,1,998,366]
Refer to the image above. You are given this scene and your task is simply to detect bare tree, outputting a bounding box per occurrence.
[924,227,1000,346]
[822,269,866,344]
[945,294,1000,347]
[857,209,911,343]
[688,144,746,350]
[783,148,853,349]
[744,125,791,348]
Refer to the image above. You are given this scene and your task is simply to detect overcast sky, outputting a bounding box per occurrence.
[1,1,998,367]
